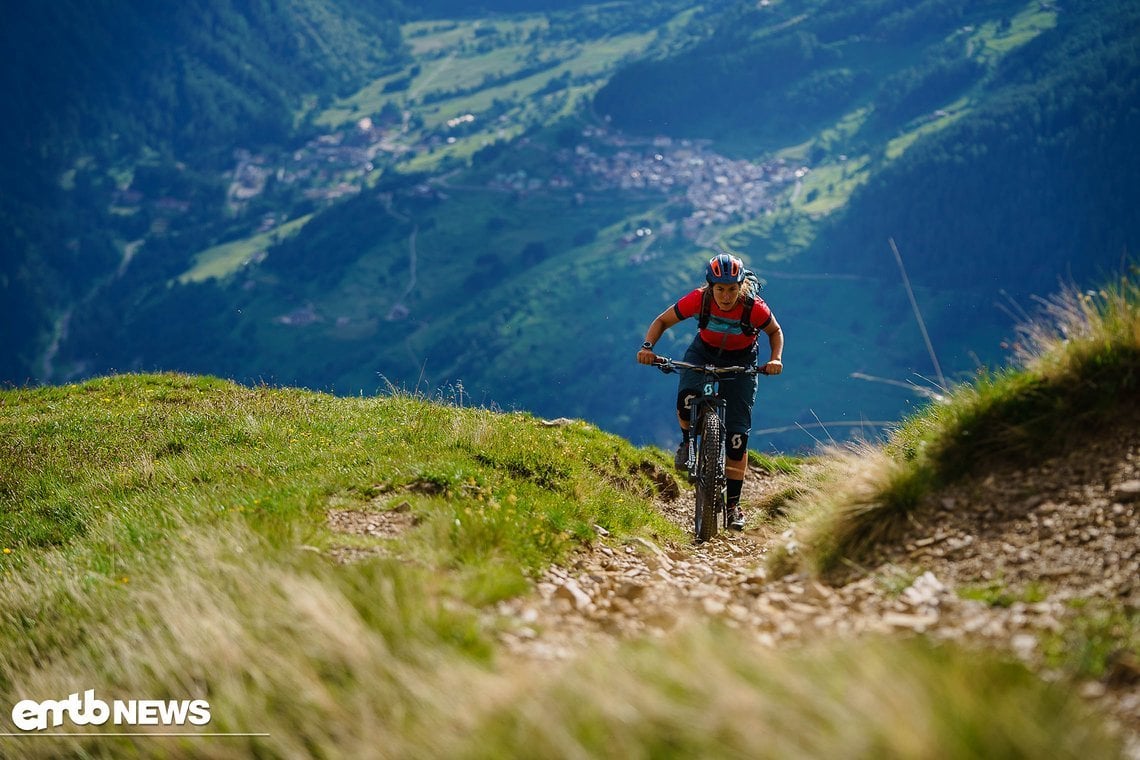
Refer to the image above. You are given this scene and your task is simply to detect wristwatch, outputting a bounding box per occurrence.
[641,341,654,350]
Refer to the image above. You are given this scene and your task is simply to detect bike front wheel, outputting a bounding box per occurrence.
[694,407,724,542]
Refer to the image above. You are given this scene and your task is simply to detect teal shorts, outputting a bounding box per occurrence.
[677,337,758,435]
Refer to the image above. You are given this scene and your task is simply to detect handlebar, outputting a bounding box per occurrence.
[652,357,770,376]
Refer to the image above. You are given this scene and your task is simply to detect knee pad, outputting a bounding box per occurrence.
[677,390,698,417]
[726,432,749,461]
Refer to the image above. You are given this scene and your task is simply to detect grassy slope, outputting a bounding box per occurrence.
[314,13,669,176]
[0,373,681,753]
[0,373,679,589]
[746,267,1140,712]
[178,214,315,284]
[2,276,1135,757]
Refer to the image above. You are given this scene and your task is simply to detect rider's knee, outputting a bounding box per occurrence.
[676,390,697,417]
[726,431,749,461]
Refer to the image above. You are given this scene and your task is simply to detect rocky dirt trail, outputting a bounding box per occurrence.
[325,417,1140,752]
[491,425,1140,754]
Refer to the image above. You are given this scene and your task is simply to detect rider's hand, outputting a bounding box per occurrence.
[637,348,658,365]
[763,359,783,375]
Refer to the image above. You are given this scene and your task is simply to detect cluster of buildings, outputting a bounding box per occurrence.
[580,136,806,233]
[226,115,807,241]
[227,118,399,211]
[489,130,808,237]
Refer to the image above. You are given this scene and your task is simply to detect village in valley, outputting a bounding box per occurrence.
[225,113,809,243]
[502,128,808,238]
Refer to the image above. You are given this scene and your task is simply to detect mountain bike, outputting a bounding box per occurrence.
[652,357,766,542]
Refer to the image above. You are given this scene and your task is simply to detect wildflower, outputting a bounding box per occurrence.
[2,548,11,554]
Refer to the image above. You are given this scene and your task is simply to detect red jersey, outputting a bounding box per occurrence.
[674,288,772,351]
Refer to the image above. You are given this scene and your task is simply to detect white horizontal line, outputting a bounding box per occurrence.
[0,732,270,737]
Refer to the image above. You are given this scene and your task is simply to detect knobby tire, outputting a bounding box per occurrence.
[694,406,724,542]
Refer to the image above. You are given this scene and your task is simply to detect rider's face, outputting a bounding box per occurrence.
[712,283,741,310]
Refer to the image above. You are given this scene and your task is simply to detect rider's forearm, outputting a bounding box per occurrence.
[643,317,669,347]
[767,327,784,362]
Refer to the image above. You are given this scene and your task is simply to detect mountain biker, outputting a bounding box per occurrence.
[636,252,784,531]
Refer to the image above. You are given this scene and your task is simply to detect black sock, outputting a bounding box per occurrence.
[681,429,690,444]
[727,478,743,508]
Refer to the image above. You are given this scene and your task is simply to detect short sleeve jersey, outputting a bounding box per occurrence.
[674,288,772,351]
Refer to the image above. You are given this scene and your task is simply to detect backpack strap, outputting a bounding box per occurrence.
[739,295,757,336]
[698,289,758,337]
[697,288,713,330]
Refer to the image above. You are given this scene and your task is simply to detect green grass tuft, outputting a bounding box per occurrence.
[1042,601,1140,681]
[958,578,1048,609]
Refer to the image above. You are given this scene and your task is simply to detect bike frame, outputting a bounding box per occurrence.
[653,357,764,539]
[682,372,725,481]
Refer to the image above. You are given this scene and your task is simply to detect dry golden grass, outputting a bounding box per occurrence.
[766,265,1139,577]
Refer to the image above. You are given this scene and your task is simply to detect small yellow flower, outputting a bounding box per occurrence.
[120,577,129,584]
[2,548,11,554]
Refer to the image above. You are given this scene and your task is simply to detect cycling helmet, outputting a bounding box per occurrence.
[705,252,745,284]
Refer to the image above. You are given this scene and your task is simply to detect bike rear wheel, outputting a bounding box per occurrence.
[694,406,724,542]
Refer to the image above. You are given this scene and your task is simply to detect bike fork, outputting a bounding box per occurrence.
[685,401,702,481]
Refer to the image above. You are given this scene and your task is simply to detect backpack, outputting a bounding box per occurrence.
[698,269,764,336]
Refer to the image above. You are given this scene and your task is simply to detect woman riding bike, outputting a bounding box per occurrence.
[636,252,784,531]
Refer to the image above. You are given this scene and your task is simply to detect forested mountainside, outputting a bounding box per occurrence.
[6,0,1138,453]
[595,0,1019,148]
[596,0,1140,296]
[0,0,407,383]
[1,0,405,164]
[825,0,1140,290]
[412,0,608,15]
